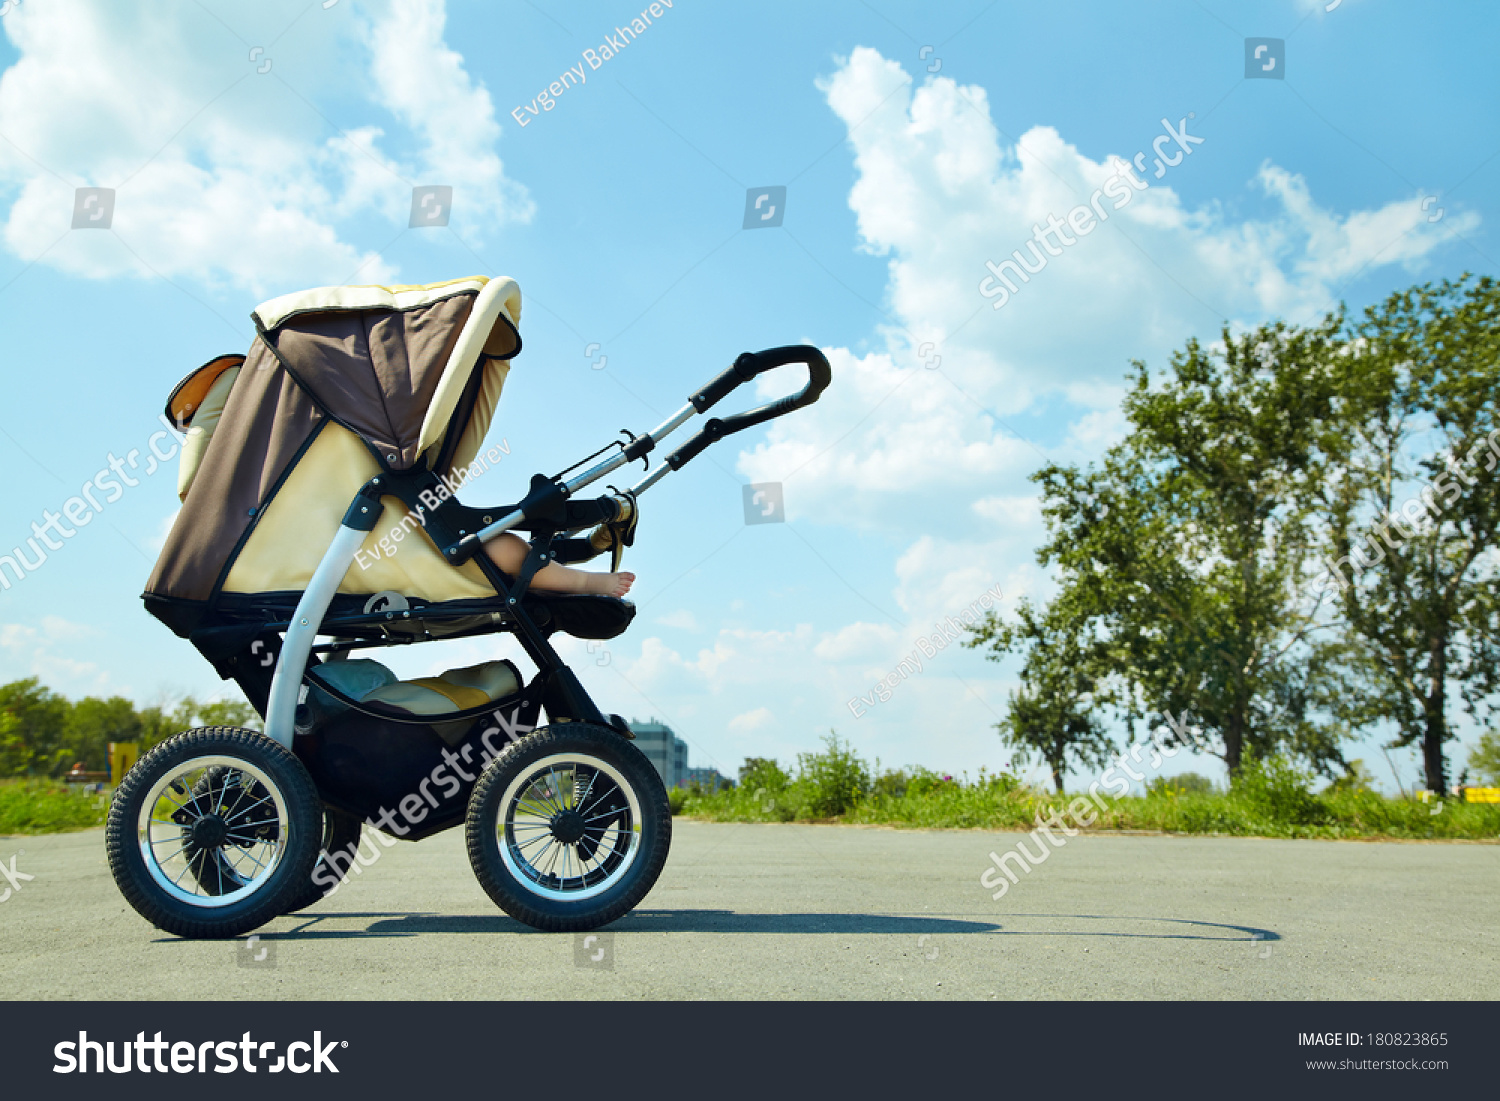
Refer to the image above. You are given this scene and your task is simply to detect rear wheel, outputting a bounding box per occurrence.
[105,727,322,939]
[281,806,365,914]
[465,723,671,932]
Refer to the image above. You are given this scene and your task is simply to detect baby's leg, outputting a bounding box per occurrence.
[484,533,635,598]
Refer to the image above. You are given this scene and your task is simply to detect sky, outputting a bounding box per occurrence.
[0,0,1496,795]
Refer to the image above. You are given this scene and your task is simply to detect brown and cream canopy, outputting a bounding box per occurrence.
[145,277,521,614]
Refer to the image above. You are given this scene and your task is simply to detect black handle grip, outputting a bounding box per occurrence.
[668,345,832,471]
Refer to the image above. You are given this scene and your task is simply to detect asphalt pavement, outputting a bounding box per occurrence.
[1,821,1494,999]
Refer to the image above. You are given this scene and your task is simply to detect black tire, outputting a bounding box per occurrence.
[105,727,322,939]
[280,806,365,914]
[465,723,671,932]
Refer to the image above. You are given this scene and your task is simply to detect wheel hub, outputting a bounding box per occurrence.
[190,814,229,849]
[550,809,586,844]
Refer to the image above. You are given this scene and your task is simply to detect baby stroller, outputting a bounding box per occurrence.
[105,276,830,938]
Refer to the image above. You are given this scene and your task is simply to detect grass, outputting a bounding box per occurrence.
[0,780,110,835]
[676,740,1500,841]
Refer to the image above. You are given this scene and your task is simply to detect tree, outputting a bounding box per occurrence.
[0,678,72,777]
[1467,730,1500,786]
[0,680,262,775]
[975,317,1356,779]
[1319,276,1500,793]
[137,694,261,751]
[64,697,143,773]
[968,596,1115,792]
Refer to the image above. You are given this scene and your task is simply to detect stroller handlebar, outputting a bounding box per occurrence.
[664,345,832,472]
[453,345,831,559]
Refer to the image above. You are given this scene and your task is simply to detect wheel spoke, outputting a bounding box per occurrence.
[235,847,269,874]
[228,791,276,818]
[499,754,645,899]
[219,774,253,821]
[151,841,192,864]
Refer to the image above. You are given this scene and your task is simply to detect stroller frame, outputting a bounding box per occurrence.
[107,323,829,937]
[263,343,830,753]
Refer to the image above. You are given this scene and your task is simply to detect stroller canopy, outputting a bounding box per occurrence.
[146,276,522,633]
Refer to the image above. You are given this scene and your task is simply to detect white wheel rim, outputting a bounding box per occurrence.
[497,752,643,902]
[136,755,291,909]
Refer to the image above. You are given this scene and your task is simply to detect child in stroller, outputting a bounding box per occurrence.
[486,534,634,598]
[105,276,828,938]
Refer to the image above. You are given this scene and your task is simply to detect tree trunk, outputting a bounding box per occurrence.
[1051,765,1064,794]
[1422,635,1448,794]
[1224,710,1244,778]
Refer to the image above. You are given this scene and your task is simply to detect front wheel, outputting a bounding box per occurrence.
[105,727,322,939]
[465,723,671,932]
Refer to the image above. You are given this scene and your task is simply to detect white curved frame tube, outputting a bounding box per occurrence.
[263,522,368,749]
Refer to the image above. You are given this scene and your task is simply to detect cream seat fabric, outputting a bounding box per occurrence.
[361,660,521,745]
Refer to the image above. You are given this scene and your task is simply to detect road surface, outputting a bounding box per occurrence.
[1,822,1493,999]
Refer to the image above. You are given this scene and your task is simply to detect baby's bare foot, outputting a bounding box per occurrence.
[585,571,635,598]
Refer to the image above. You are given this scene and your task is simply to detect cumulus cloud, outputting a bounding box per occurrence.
[737,47,1473,531]
[726,46,1477,768]
[0,0,529,295]
[728,707,774,732]
[655,609,699,631]
[0,616,111,695]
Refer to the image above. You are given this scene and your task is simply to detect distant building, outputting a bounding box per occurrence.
[626,719,728,791]
[628,718,688,790]
[681,767,729,792]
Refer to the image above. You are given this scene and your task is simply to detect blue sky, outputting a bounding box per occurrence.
[1,0,1495,795]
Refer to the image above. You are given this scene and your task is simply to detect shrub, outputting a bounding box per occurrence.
[667,787,688,815]
[739,756,791,797]
[793,732,871,818]
[1230,753,1326,826]
[1467,730,1500,786]
[1147,771,1215,796]
[872,768,910,799]
[905,768,959,798]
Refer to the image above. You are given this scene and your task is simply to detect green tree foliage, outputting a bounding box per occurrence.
[974,316,1357,779]
[1318,276,1500,793]
[969,598,1116,792]
[1467,730,1500,786]
[0,679,72,777]
[0,680,259,777]
[64,696,143,772]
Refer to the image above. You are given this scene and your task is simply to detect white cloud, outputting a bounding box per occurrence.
[813,621,898,663]
[720,45,1483,776]
[655,609,698,631]
[728,706,774,732]
[0,0,530,295]
[0,616,111,694]
[736,48,1473,529]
